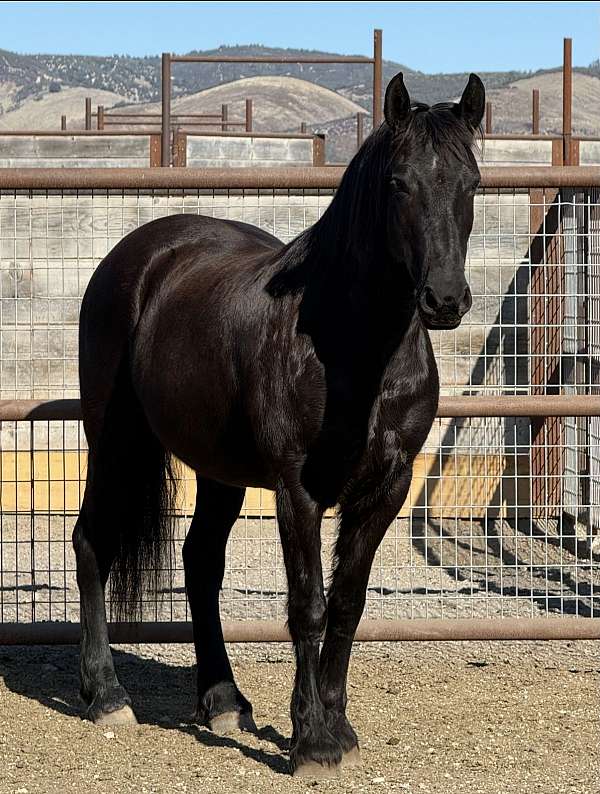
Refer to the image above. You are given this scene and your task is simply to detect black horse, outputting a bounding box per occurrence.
[74,72,484,777]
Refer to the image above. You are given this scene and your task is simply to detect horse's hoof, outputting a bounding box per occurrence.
[292,760,341,779]
[93,705,138,727]
[209,710,257,735]
[341,746,361,768]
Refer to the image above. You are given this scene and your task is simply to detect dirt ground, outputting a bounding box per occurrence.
[0,639,598,794]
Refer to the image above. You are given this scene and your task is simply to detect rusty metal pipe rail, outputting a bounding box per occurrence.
[0,166,599,191]
[101,115,246,124]
[0,130,160,137]
[171,55,374,64]
[179,131,316,139]
[103,122,248,131]
[0,618,598,645]
[482,134,562,141]
[2,396,600,422]
[98,113,225,119]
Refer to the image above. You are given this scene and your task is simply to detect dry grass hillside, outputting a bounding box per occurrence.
[0,86,129,130]
[485,71,600,135]
[0,76,365,141]
[0,67,597,162]
[114,76,365,133]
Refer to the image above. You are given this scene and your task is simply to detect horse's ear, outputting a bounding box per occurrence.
[455,73,485,131]
[384,72,411,129]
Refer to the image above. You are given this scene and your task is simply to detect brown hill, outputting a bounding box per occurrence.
[484,71,600,135]
[0,87,130,130]
[114,76,365,133]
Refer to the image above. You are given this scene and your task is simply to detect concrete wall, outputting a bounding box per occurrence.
[579,140,600,165]
[477,138,557,166]
[479,138,600,166]
[185,135,314,167]
[0,135,153,168]
[0,189,531,421]
[1,134,597,169]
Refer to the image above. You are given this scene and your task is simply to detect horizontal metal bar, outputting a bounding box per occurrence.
[0,617,597,645]
[0,167,343,190]
[99,113,225,119]
[2,396,599,422]
[171,55,374,64]
[0,399,81,420]
[479,166,600,188]
[0,166,598,190]
[0,130,158,137]
[103,121,247,129]
[180,130,315,140]
[437,395,600,417]
[483,134,563,141]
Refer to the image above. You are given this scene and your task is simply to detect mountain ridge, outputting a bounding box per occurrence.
[2,42,596,114]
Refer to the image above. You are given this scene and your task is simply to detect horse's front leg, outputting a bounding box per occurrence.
[276,478,343,778]
[319,468,413,764]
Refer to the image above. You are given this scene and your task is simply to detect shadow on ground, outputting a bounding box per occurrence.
[0,645,290,775]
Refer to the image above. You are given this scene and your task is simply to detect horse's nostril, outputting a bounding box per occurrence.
[459,286,473,315]
[423,287,438,311]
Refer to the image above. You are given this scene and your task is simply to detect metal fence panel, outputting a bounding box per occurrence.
[0,174,598,635]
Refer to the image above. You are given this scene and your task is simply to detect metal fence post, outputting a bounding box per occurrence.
[221,104,229,132]
[357,112,365,150]
[97,106,105,131]
[161,53,172,167]
[84,97,92,130]
[532,89,540,135]
[373,29,383,128]
[485,102,493,135]
[563,38,573,165]
[245,99,253,132]
[312,134,326,166]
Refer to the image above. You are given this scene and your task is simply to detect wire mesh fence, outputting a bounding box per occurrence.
[0,416,597,627]
[0,172,598,634]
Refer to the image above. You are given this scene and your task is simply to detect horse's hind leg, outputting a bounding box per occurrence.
[183,476,254,734]
[73,474,136,726]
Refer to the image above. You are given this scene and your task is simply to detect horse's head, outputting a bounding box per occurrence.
[384,72,485,330]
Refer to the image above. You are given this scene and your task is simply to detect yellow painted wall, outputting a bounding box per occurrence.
[0,451,530,519]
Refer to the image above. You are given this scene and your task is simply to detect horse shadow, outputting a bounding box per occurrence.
[0,645,290,775]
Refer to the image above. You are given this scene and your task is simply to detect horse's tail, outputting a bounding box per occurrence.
[92,358,176,620]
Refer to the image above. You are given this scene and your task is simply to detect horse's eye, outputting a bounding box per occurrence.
[390,178,410,196]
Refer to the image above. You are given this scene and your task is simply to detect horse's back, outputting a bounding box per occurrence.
[80,212,281,349]
[82,213,280,319]
[78,213,282,442]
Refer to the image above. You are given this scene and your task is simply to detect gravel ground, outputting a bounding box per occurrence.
[0,639,598,794]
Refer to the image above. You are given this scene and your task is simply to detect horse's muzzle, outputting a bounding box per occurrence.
[418,284,472,330]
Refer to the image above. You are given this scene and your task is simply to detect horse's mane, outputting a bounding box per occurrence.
[267,101,481,296]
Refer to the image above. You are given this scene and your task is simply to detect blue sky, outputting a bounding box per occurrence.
[2,1,598,72]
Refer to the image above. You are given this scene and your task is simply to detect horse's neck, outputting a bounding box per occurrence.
[296,249,423,395]
[315,248,418,345]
